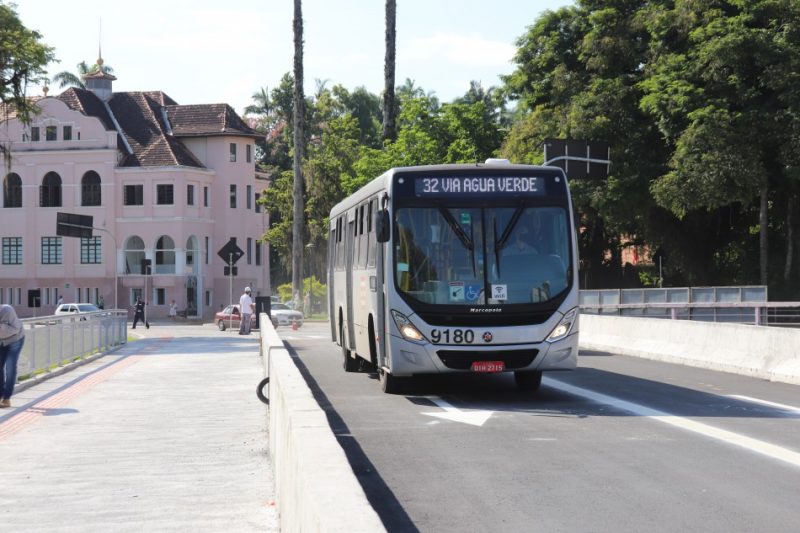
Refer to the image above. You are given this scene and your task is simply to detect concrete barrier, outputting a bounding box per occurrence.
[579,314,800,385]
[259,315,386,533]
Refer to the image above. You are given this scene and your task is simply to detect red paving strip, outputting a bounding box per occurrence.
[0,338,172,442]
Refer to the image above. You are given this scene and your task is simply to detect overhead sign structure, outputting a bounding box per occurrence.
[543,139,610,180]
[217,238,245,265]
[56,212,94,238]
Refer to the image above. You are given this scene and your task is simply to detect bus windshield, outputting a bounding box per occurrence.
[394,206,570,306]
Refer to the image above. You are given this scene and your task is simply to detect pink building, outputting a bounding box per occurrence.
[0,64,270,319]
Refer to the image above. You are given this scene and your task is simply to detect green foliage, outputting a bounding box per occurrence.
[276,276,326,303]
[0,2,54,131]
[254,0,800,298]
[499,0,800,296]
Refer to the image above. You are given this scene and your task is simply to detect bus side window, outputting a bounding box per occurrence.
[367,199,376,267]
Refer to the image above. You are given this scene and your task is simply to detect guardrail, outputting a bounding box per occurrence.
[580,301,800,326]
[17,310,128,382]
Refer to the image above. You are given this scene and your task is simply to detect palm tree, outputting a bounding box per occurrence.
[244,87,272,116]
[382,0,397,142]
[292,0,306,307]
[51,60,114,89]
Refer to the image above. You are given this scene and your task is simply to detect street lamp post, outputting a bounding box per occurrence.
[94,227,119,310]
[305,242,315,316]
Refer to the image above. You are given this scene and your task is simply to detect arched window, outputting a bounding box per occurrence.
[40,172,62,207]
[3,173,22,208]
[155,235,176,274]
[186,236,199,274]
[124,236,145,274]
[81,171,101,206]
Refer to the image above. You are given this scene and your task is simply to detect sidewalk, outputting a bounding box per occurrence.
[0,322,277,532]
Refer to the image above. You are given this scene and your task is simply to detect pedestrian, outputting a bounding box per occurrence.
[238,287,254,335]
[97,295,105,310]
[132,297,150,329]
[56,295,63,306]
[169,300,177,321]
[0,304,26,408]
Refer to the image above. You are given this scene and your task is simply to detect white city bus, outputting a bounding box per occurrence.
[328,160,579,393]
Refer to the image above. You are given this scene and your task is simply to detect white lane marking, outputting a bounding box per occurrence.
[546,377,800,469]
[727,395,800,415]
[421,397,495,427]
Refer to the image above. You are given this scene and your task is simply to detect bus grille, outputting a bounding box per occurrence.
[436,349,539,370]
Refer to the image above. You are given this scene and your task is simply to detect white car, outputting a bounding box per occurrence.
[270,302,304,327]
[54,303,101,319]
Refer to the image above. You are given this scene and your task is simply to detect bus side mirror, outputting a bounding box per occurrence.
[376,209,390,243]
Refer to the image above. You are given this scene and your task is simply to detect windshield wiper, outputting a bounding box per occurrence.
[495,206,524,253]
[438,206,476,276]
[493,206,524,278]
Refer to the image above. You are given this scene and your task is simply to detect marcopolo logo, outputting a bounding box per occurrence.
[470,308,502,313]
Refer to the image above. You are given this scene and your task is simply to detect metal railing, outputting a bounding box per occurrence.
[579,286,800,326]
[17,310,128,380]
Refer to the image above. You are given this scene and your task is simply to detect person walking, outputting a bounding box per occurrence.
[132,297,150,329]
[238,287,254,335]
[0,304,26,408]
[97,295,105,310]
[169,300,178,321]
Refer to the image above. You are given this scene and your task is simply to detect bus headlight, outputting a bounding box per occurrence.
[546,307,577,343]
[391,310,427,343]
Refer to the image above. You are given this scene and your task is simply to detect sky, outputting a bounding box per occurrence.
[17,0,572,116]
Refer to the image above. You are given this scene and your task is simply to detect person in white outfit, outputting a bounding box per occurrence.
[238,287,254,335]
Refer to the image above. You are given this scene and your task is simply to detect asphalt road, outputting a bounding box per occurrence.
[282,322,800,533]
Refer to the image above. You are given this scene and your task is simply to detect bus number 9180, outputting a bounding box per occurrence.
[430,329,474,344]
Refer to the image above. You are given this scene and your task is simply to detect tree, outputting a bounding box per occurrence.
[51,60,114,90]
[292,0,306,306]
[502,2,665,289]
[382,0,397,142]
[0,1,54,161]
[639,0,800,289]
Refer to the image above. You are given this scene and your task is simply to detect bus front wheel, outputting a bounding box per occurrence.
[514,370,543,391]
[379,368,403,394]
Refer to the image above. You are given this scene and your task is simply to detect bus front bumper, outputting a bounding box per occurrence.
[387,331,578,376]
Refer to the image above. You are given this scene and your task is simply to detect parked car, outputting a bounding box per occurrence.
[215,304,257,331]
[54,303,100,316]
[269,302,304,328]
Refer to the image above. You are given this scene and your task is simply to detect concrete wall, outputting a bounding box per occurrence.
[580,314,800,385]
[259,316,386,533]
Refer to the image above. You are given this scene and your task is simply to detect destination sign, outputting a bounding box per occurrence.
[414,176,545,197]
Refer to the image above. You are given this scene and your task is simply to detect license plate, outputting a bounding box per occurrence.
[470,361,505,373]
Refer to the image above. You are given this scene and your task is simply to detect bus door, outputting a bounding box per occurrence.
[375,197,388,367]
[345,215,356,350]
[328,224,337,341]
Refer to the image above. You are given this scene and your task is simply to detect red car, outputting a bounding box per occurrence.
[215,304,257,331]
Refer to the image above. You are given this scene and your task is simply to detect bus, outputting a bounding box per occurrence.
[327,159,579,393]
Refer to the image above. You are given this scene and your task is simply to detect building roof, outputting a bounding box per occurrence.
[55,88,260,168]
[166,103,261,139]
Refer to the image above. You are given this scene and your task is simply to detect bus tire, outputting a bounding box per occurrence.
[379,368,403,394]
[341,322,359,372]
[256,377,269,405]
[514,370,543,391]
